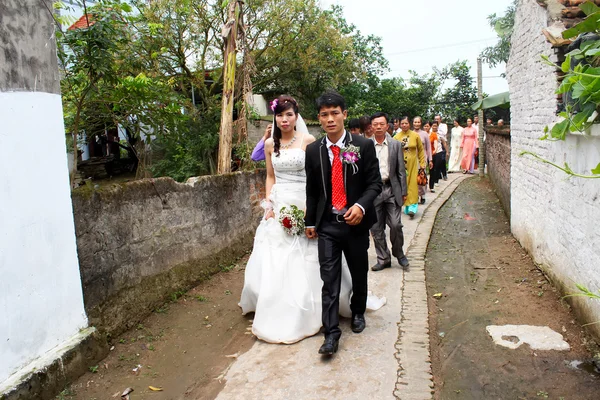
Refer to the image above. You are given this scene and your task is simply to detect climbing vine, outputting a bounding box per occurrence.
[524,1,600,178]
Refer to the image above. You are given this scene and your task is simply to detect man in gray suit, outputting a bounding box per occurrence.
[369,112,410,271]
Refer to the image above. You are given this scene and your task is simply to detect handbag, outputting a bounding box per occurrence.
[417,168,428,186]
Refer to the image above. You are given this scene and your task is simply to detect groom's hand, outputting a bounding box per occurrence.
[344,205,364,226]
[305,228,318,239]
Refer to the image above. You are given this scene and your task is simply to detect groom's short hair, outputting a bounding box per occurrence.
[316,91,346,112]
[370,112,388,123]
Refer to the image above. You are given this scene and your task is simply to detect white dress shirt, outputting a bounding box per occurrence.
[324,132,365,215]
[372,136,389,181]
[437,123,448,143]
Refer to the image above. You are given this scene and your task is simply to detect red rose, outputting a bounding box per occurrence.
[282,217,293,229]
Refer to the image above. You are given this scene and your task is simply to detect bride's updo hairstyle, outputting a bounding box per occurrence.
[271,95,299,157]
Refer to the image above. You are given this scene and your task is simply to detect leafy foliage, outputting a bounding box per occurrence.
[341,61,477,124]
[480,0,517,68]
[247,1,387,116]
[435,61,479,122]
[528,0,600,178]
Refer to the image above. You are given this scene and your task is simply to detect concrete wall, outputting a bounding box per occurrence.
[0,0,89,388]
[507,0,600,334]
[71,171,266,335]
[485,127,511,216]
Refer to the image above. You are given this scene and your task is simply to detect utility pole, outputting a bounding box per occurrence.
[477,57,485,177]
[217,0,242,174]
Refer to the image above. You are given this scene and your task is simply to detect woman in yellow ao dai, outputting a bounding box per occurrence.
[393,116,426,218]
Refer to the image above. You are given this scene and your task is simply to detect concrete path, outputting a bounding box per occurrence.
[214,173,471,400]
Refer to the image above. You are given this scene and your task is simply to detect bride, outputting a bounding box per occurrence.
[239,95,384,344]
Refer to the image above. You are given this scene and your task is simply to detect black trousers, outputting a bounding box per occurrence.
[317,218,369,340]
[439,150,447,178]
[429,153,444,189]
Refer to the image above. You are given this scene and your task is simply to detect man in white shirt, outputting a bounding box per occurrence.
[369,112,409,271]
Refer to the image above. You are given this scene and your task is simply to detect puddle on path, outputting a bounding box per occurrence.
[567,360,600,377]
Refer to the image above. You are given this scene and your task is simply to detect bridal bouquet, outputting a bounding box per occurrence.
[278,205,305,236]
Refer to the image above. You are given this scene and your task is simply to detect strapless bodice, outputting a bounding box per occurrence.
[271,148,306,184]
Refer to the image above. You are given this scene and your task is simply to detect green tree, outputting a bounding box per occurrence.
[480,0,517,68]
[436,61,479,123]
[246,1,386,116]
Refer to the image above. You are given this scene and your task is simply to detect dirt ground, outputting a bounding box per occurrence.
[58,260,256,400]
[426,178,600,399]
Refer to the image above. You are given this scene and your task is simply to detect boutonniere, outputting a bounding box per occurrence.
[341,144,360,174]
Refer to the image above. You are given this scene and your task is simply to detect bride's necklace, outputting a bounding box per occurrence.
[280,134,297,149]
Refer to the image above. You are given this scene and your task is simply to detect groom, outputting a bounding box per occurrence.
[305,91,382,355]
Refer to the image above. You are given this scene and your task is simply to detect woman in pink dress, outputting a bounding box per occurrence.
[460,118,479,174]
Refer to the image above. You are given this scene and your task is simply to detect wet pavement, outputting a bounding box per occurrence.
[426,178,600,399]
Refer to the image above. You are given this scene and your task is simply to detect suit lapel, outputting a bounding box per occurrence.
[387,134,395,175]
[319,137,330,200]
[343,132,351,188]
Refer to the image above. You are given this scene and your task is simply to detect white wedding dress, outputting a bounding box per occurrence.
[239,142,385,344]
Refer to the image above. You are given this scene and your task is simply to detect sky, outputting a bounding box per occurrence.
[321,0,514,96]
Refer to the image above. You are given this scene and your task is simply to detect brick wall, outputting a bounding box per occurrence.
[485,128,511,216]
[71,171,266,336]
[508,0,600,335]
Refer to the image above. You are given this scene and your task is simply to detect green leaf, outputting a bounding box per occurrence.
[572,81,586,100]
[121,3,132,13]
[584,48,600,57]
[561,54,572,73]
[580,1,600,16]
[563,12,600,39]
[592,163,600,174]
[550,119,570,140]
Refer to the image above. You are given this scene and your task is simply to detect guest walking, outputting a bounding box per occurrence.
[369,112,409,271]
[460,118,479,174]
[447,119,464,172]
[434,115,448,180]
[413,116,432,204]
[428,121,444,192]
[348,118,361,135]
[393,116,426,218]
[359,115,374,139]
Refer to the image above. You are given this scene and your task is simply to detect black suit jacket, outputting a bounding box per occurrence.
[305,132,382,232]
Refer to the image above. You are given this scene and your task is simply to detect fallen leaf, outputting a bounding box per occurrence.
[433,293,443,299]
[149,386,163,391]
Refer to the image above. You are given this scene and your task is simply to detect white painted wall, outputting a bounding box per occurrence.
[507,0,600,325]
[0,92,88,384]
[250,94,269,116]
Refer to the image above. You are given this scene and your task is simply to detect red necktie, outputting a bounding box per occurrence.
[331,145,347,210]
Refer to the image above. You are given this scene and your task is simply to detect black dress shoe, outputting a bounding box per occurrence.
[371,261,391,271]
[318,336,339,355]
[351,314,366,333]
[398,256,409,268]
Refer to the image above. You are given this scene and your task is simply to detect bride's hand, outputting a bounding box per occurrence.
[264,209,275,220]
